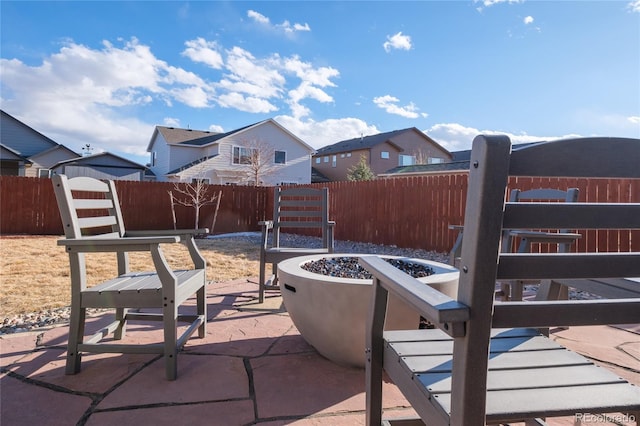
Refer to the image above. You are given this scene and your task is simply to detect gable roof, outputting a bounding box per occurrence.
[148,119,314,153]
[382,161,472,176]
[0,144,32,163]
[380,141,545,177]
[314,127,449,157]
[1,110,60,156]
[28,143,79,161]
[54,152,146,169]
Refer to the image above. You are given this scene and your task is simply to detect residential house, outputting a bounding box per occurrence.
[0,110,147,180]
[1,110,79,177]
[51,152,147,181]
[378,142,541,178]
[147,119,314,185]
[312,127,452,182]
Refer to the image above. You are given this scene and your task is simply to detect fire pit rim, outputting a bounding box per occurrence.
[279,253,459,286]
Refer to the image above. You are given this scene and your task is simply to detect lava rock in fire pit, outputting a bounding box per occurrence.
[301,256,435,279]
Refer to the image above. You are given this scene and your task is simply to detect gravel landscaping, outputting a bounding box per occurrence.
[0,233,599,335]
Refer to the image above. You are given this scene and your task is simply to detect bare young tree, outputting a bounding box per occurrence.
[234,138,277,186]
[413,148,430,165]
[169,178,220,230]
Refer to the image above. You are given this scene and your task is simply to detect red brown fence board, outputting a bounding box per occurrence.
[1,175,638,254]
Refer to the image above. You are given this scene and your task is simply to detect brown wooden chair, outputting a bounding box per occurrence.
[52,174,207,380]
[258,186,335,303]
[361,135,640,425]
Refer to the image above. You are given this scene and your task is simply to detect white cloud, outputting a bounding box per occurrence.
[208,124,225,133]
[373,95,427,119]
[0,37,207,158]
[628,1,640,13]
[275,115,379,149]
[629,116,640,124]
[217,92,278,113]
[247,10,270,24]
[163,117,181,127]
[181,38,224,69]
[424,122,580,152]
[383,32,412,52]
[524,16,534,25]
[247,10,311,34]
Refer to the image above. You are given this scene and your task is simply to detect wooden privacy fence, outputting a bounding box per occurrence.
[1,175,638,254]
[0,177,270,236]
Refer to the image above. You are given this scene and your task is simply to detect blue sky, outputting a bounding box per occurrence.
[1,1,639,166]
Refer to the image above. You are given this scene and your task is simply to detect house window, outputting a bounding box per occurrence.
[191,178,210,184]
[323,156,329,163]
[332,155,337,167]
[233,146,254,164]
[37,169,51,178]
[315,157,321,164]
[381,151,390,159]
[399,155,415,166]
[428,157,445,164]
[346,152,352,157]
[151,151,157,167]
[274,151,286,164]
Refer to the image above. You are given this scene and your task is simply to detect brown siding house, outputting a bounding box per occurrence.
[311,127,451,181]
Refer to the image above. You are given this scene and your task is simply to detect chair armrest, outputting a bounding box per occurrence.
[58,236,180,252]
[508,230,581,244]
[125,229,209,237]
[258,220,273,229]
[359,256,469,337]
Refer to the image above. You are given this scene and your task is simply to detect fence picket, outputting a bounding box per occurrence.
[1,175,637,254]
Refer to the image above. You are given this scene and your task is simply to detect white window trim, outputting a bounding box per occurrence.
[232,145,254,165]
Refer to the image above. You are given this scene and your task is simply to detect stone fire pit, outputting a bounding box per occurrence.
[277,254,459,368]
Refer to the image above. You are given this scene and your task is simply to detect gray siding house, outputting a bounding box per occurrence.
[147,119,314,185]
[0,110,146,180]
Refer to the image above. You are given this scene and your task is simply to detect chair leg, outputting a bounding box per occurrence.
[259,259,266,304]
[500,282,511,301]
[272,262,279,286]
[66,306,86,375]
[163,300,178,381]
[197,285,207,338]
[114,308,128,340]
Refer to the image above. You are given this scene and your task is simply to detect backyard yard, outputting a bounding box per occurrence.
[0,235,261,318]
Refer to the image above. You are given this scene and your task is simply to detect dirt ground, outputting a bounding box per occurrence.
[0,235,261,317]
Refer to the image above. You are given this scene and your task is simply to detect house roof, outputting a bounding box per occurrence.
[0,144,32,163]
[314,127,449,157]
[380,141,545,177]
[0,110,60,156]
[382,160,472,176]
[54,152,146,169]
[167,154,220,175]
[450,141,542,163]
[28,144,79,161]
[148,119,313,153]
[311,167,331,183]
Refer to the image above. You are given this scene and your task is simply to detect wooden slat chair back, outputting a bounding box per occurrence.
[53,175,208,380]
[258,186,335,303]
[361,135,640,425]
[499,186,581,301]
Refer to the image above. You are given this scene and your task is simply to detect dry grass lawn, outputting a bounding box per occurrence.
[0,235,261,317]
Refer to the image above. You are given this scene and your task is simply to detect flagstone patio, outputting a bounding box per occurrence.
[1,278,638,425]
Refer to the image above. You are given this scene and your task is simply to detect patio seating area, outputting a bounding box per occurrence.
[1,279,639,425]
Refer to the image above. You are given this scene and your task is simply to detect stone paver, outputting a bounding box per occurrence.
[1,279,638,425]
